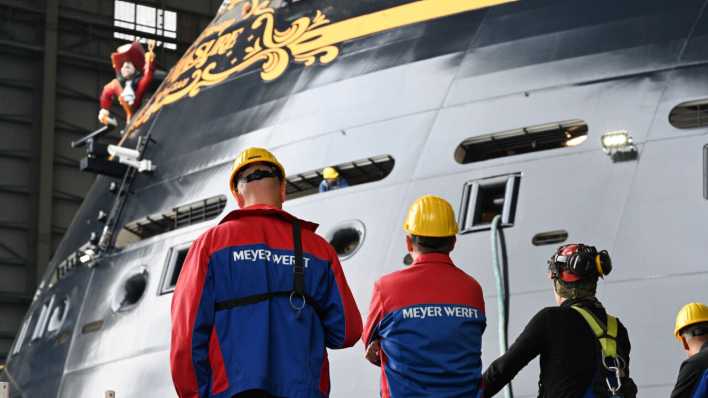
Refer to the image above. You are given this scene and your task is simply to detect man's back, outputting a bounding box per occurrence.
[482,298,636,398]
[171,205,362,398]
[363,253,486,398]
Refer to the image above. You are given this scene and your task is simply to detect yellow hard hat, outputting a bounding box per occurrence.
[403,195,459,237]
[674,302,708,340]
[229,147,285,197]
[323,167,339,180]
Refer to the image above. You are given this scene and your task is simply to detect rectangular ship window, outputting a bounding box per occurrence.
[459,174,520,233]
[116,195,226,248]
[286,155,394,200]
[159,243,191,295]
[704,145,707,200]
[455,120,588,164]
[670,99,708,129]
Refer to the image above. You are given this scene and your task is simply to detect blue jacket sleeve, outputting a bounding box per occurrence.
[318,247,362,348]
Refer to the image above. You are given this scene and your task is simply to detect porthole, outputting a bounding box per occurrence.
[325,220,366,260]
[112,267,149,312]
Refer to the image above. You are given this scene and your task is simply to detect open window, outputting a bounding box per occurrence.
[459,174,520,233]
[670,99,708,129]
[455,120,588,164]
[116,195,226,248]
[286,155,394,200]
[159,242,191,295]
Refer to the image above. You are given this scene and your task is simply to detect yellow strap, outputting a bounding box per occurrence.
[571,305,618,358]
[605,314,618,358]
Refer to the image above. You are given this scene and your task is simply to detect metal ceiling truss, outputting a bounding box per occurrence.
[0,150,78,169]
[0,222,67,236]
[0,291,31,306]
[0,185,84,205]
[0,0,201,52]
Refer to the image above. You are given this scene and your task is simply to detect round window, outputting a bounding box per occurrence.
[112,267,149,312]
[326,220,365,260]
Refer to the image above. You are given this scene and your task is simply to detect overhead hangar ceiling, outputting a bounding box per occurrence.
[0,0,221,365]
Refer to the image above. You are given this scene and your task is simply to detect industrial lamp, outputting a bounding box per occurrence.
[601,130,638,162]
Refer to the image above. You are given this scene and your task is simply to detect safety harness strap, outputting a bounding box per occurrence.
[214,221,316,314]
[215,291,290,310]
[214,291,322,314]
[292,221,305,296]
[571,305,618,358]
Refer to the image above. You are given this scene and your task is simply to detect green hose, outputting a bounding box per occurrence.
[491,215,513,398]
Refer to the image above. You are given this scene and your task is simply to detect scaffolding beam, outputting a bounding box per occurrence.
[34,0,59,291]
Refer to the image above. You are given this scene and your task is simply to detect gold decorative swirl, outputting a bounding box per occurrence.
[128,0,516,134]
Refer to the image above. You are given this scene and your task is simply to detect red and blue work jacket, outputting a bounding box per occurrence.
[362,253,486,398]
[170,205,362,398]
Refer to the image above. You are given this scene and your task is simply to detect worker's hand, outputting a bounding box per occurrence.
[145,51,155,64]
[365,340,382,367]
[145,40,156,63]
[98,108,111,125]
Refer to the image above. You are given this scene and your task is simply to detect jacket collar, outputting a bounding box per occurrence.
[410,252,454,267]
[218,204,318,232]
[560,296,603,310]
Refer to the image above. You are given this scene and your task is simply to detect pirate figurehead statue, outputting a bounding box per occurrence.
[98,40,156,125]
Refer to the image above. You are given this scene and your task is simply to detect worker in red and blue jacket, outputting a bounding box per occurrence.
[170,147,363,398]
[671,302,708,398]
[362,195,486,398]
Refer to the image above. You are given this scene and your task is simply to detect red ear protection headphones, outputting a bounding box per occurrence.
[548,243,612,282]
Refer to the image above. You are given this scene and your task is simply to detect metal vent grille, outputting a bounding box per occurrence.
[286,155,395,200]
[118,195,227,246]
[455,120,588,164]
[670,99,708,129]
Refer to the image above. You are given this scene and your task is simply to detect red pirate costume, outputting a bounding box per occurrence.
[98,41,156,124]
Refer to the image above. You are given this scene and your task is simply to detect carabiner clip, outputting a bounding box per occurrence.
[289,291,306,318]
[604,365,623,396]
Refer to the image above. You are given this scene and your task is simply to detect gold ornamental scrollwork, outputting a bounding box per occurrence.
[128,0,516,134]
